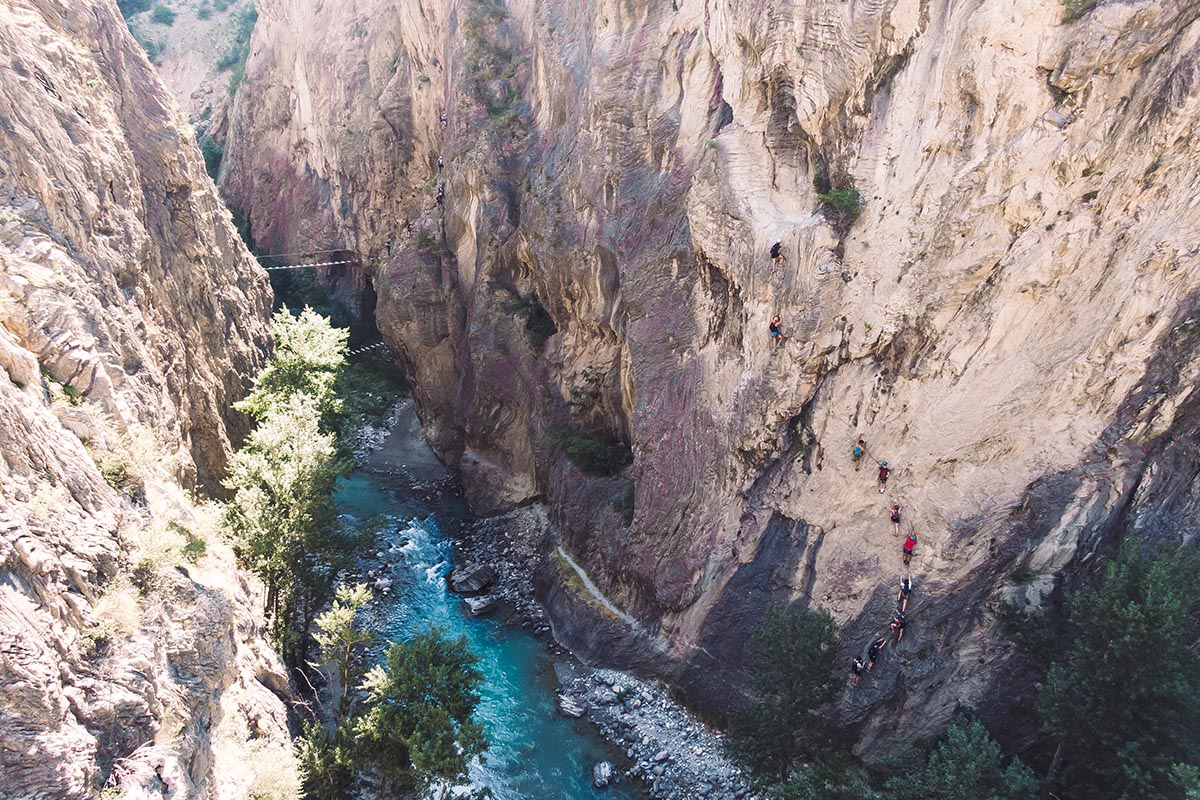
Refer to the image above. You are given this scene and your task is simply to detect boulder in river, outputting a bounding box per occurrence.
[464,595,499,616]
[449,562,497,594]
[557,694,587,718]
[593,760,613,788]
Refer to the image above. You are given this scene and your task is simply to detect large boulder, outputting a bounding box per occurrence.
[448,563,497,594]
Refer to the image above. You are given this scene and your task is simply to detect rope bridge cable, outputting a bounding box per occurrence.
[254,249,347,260]
[346,341,388,357]
[260,259,358,271]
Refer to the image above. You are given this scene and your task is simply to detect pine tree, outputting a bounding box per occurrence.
[352,627,487,799]
[1037,540,1200,799]
[730,607,839,782]
[886,716,1037,800]
[312,582,376,722]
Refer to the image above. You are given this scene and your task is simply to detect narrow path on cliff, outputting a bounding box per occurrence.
[555,546,639,627]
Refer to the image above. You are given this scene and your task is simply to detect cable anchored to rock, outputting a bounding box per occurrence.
[261,259,358,271]
[346,341,387,357]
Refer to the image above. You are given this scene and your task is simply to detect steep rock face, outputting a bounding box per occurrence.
[223,0,1200,753]
[0,1,283,796]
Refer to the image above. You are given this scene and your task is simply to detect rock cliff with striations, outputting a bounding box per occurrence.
[221,0,1200,754]
[0,1,285,796]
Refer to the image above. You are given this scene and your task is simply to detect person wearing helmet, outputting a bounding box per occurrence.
[867,637,887,670]
[902,531,917,566]
[897,575,913,612]
[889,503,902,534]
[852,438,866,470]
[850,657,865,686]
[878,461,891,493]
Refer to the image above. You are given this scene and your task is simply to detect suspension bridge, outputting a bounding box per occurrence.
[254,249,359,272]
[253,250,385,359]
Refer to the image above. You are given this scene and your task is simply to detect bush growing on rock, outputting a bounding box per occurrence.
[817,186,862,225]
[149,5,175,25]
[552,427,631,475]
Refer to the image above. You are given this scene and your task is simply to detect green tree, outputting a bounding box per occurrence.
[312,582,376,722]
[771,753,874,800]
[353,628,487,800]
[223,395,351,662]
[1037,540,1200,800]
[730,607,839,783]
[885,716,1037,800]
[236,307,349,427]
[297,721,356,800]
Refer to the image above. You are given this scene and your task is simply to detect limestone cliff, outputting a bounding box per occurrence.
[0,1,286,796]
[222,0,1200,754]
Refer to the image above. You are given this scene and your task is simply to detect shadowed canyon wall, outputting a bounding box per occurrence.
[222,0,1200,755]
[0,1,286,796]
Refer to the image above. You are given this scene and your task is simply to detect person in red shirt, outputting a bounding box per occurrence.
[903,532,917,566]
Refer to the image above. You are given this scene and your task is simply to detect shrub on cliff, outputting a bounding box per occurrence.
[552,428,631,476]
[730,606,839,783]
[1036,540,1200,800]
[817,186,862,225]
[149,5,175,25]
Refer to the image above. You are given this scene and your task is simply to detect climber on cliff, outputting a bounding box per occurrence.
[852,438,866,471]
[770,315,785,350]
[851,657,866,686]
[897,574,913,612]
[867,636,887,670]
[770,241,785,270]
[902,531,917,566]
[890,503,902,535]
[878,461,891,493]
[890,609,907,643]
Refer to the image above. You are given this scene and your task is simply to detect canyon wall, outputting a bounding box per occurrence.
[0,1,287,796]
[222,0,1200,754]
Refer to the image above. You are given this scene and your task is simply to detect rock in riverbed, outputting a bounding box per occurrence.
[593,760,613,788]
[449,562,497,594]
[557,694,587,718]
[464,595,499,616]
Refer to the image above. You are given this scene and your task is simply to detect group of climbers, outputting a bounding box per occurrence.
[848,438,918,687]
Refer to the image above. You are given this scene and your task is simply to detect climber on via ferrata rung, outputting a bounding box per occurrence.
[850,657,866,686]
[770,240,785,269]
[769,315,785,350]
[890,609,907,643]
[890,503,902,535]
[878,461,891,493]
[852,437,866,471]
[867,636,887,670]
[897,574,913,612]
[902,531,917,566]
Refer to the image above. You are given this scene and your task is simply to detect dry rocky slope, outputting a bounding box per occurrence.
[0,1,286,797]
[223,0,1200,755]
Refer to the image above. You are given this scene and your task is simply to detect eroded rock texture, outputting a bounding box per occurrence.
[0,1,283,796]
[223,0,1200,753]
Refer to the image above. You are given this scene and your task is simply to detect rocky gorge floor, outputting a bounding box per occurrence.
[351,404,754,798]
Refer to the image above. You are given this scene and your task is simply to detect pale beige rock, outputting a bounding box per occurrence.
[224,0,1200,753]
[0,0,284,796]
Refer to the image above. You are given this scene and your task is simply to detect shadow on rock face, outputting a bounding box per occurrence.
[674,511,819,716]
